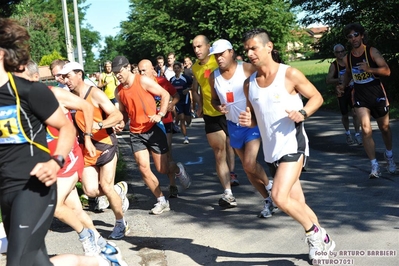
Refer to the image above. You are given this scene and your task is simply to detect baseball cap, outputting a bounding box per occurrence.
[209,39,233,55]
[57,61,84,75]
[112,56,130,73]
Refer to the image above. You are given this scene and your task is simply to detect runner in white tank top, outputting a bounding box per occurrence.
[209,39,276,217]
[248,64,309,163]
[239,28,335,262]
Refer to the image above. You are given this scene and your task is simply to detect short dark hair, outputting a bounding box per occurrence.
[0,18,30,72]
[173,61,182,68]
[242,28,272,44]
[343,23,365,37]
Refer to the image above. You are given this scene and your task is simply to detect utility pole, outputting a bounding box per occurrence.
[61,0,74,62]
[73,0,84,66]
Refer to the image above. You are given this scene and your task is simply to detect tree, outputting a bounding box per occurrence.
[118,0,296,63]
[0,0,23,17]
[291,0,399,100]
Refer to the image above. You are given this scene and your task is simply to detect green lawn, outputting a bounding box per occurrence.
[289,59,399,118]
[289,59,338,110]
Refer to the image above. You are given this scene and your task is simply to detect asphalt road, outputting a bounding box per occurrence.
[1,109,398,266]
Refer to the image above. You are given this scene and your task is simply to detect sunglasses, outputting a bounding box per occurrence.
[347,32,360,39]
[334,50,345,54]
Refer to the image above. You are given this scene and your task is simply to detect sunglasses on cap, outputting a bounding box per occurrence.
[347,32,360,39]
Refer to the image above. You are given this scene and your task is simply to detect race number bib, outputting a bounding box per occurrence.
[0,105,27,144]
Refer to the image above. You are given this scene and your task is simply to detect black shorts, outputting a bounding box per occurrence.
[203,114,229,135]
[353,83,389,119]
[130,123,169,154]
[163,122,173,134]
[337,87,354,115]
[267,152,308,177]
[176,102,192,116]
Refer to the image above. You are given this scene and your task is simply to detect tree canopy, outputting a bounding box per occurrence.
[118,0,297,63]
[292,0,399,99]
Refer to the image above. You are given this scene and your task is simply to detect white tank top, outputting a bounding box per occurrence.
[213,62,247,123]
[248,64,309,163]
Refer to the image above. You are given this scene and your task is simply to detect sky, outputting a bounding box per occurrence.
[83,0,130,53]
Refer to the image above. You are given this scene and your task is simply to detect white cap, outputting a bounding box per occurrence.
[209,39,233,55]
[57,61,84,75]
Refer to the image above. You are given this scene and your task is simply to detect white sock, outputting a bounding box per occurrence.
[386,150,393,157]
[345,130,351,135]
[224,189,232,195]
[157,196,166,203]
[371,159,378,165]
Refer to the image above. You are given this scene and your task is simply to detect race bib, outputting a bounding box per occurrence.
[0,105,27,144]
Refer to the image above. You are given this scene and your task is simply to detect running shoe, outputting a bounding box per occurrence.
[183,136,189,144]
[169,185,179,198]
[384,153,396,174]
[305,225,325,261]
[354,134,362,145]
[218,193,237,208]
[346,134,354,145]
[95,196,109,211]
[369,163,381,179]
[100,241,128,266]
[108,221,130,240]
[114,181,129,213]
[230,172,239,186]
[150,201,170,215]
[176,162,191,189]
[320,227,336,256]
[258,198,273,218]
[80,228,101,256]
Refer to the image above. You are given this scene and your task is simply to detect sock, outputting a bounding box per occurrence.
[97,235,107,248]
[224,189,232,195]
[78,228,90,239]
[385,149,393,158]
[355,132,360,136]
[157,196,166,203]
[345,130,351,135]
[305,224,318,234]
[230,171,236,177]
[116,218,125,225]
[371,159,378,166]
[265,181,273,191]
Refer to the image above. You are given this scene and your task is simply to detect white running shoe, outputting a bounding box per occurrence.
[384,153,396,174]
[258,198,273,218]
[305,225,325,261]
[150,201,170,215]
[99,241,128,266]
[176,162,191,189]
[95,196,109,211]
[114,181,129,213]
[218,193,237,208]
[369,163,381,179]
[183,136,189,144]
[80,228,101,256]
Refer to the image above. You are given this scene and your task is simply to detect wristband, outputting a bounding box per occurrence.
[83,132,93,137]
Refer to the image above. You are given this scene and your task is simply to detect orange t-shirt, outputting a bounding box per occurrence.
[117,75,158,133]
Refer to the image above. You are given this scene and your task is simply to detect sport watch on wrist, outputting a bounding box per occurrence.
[51,155,65,168]
[298,109,308,120]
[98,122,103,129]
[158,112,165,118]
